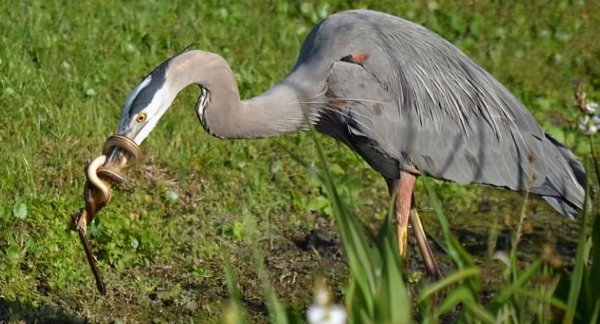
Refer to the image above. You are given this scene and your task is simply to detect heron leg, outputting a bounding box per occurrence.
[393,173,415,260]
[410,208,441,278]
[391,172,441,277]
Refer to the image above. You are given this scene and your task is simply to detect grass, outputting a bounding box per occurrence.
[225,130,599,323]
[1,0,599,322]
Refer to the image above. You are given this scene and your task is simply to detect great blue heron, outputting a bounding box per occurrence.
[103,10,585,276]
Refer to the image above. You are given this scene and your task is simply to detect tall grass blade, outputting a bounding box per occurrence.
[513,288,568,311]
[590,212,600,309]
[562,161,591,324]
[221,266,248,324]
[419,267,480,302]
[436,286,475,315]
[591,298,600,324]
[375,233,411,324]
[254,251,290,324]
[490,260,542,308]
[312,138,377,308]
[463,301,496,324]
[312,136,410,323]
[421,176,474,269]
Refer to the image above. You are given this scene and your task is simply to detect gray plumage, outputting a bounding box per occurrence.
[117,9,585,217]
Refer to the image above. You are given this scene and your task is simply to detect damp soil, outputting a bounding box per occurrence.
[30,165,582,323]
[252,190,580,322]
[179,187,582,323]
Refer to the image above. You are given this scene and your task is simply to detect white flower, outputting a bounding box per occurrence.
[586,102,599,114]
[427,1,439,11]
[578,115,600,135]
[307,280,347,324]
[307,304,347,324]
[165,190,178,203]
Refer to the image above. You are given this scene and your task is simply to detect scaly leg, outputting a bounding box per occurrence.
[392,172,416,259]
[391,172,441,277]
[410,208,441,277]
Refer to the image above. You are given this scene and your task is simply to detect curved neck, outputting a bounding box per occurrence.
[168,50,309,138]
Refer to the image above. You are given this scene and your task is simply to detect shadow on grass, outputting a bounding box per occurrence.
[0,298,86,323]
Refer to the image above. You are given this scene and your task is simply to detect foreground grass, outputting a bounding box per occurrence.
[248,137,599,323]
[1,0,599,322]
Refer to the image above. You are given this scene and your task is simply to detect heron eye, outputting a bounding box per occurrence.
[135,112,147,123]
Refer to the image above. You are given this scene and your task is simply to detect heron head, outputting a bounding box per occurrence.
[101,59,180,169]
[105,50,213,167]
[116,61,174,145]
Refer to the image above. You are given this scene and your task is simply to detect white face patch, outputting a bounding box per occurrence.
[131,85,174,144]
[119,75,152,131]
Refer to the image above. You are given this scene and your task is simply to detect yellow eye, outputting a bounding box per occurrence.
[135,112,147,123]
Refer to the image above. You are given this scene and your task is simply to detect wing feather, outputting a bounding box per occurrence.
[291,10,583,212]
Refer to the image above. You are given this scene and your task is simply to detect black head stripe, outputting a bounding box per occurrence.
[128,62,168,117]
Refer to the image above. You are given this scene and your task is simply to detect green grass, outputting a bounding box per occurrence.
[1,0,599,322]
[225,131,599,323]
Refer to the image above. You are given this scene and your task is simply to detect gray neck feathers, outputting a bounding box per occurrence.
[167,50,309,139]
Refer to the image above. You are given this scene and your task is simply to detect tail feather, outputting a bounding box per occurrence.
[542,196,579,218]
[533,134,585,218]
